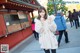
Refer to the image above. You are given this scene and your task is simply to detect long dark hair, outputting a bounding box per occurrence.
[38,7,47,20]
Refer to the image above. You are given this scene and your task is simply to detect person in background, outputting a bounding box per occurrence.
[78,10,80,18]
[72,9,80,29]
[54,10,69,46]
[31,18,39,40]
[35,7,58,53]
[68,11,74,27]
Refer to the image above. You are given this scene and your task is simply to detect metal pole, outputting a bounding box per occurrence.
[52,0,57,14]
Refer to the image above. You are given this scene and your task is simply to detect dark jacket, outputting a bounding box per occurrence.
[78,11,80,17]
[72,12,79,19]
[68,13,73,21]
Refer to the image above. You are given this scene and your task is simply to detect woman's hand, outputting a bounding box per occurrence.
[48,18,52,24]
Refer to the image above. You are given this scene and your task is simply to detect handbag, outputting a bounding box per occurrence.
[55,31,59,35]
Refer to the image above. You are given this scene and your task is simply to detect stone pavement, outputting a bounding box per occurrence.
[10,22,80,53]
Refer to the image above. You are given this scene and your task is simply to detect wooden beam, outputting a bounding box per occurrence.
[4,3,33,11]
[0,0,7,3]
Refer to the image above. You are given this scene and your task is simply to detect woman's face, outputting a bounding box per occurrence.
[39,10,45,17]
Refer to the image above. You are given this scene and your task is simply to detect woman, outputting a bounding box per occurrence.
[35,7,58,53]
[31,18,39,40]
[54,10,69,46]
[68,11,74,27]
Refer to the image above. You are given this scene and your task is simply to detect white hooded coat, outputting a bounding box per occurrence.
[35,15,58,50]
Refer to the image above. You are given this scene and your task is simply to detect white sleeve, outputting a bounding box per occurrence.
[49,21,57,33]
[35,20,42,33]
[49,15,56,21]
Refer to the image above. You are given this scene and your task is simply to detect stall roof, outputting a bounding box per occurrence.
[0,0,41,11]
